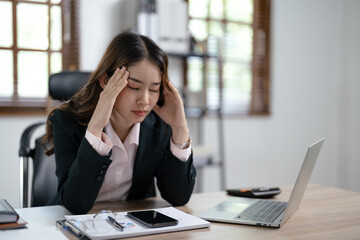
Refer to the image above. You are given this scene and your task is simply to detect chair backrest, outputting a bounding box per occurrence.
[32,135,57,207]
[49,71,91,101]
[19,71,91,207]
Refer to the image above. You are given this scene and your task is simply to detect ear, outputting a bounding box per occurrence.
[98,73,108,89]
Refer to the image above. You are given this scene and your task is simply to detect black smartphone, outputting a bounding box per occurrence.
[226,187,281,198]
[127,210,178,228]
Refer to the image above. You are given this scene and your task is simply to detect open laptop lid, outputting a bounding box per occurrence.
[280,138,325,226]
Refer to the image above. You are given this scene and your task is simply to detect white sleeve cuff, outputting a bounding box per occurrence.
[85,130,113,156]
[170,137,192,162]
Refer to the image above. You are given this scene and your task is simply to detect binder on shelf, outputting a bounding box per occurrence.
[158,0,189,53]
[137,0,189,54]
[137,0,159,43]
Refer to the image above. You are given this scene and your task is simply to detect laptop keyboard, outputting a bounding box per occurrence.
[235,200,287,224]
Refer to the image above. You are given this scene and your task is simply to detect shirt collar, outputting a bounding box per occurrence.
[105,122,140,149]
[124,123,140,147]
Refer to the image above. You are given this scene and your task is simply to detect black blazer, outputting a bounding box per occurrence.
[48,109,196,214]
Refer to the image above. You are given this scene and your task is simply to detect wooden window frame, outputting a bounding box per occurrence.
[0,0,79,115]
[186,0,271,116]
[251,0,271,115]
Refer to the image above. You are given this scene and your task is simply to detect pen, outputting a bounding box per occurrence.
[108,216,124,231]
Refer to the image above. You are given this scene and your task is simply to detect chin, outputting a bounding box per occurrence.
[132,114,148,123]
[133,118,144,124]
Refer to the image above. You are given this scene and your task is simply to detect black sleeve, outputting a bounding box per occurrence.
[155,143,197,206]
[50,110,112,214]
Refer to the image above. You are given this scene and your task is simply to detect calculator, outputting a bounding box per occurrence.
[226,187,281,198]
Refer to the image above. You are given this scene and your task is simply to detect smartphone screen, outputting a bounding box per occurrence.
[127,210,178,228]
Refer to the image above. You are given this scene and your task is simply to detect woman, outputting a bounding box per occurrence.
[43,31,196,214]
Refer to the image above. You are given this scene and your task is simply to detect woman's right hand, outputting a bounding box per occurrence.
[87,66,129,138]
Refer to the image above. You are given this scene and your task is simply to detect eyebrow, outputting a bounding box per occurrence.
[128,77,161,86]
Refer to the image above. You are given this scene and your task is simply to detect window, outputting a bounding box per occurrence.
[0,0,79,113]
[187,0,271,115]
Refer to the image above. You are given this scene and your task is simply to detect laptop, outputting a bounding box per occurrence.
[198,138,325,228]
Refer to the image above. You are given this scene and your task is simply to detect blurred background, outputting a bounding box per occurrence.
[0,0,359,208]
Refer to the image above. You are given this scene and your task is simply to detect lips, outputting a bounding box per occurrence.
[132,110,147,116]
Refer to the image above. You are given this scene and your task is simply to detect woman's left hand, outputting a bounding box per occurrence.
[152,81,189,144]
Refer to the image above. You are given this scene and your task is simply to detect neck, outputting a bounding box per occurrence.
[110,114,134,142]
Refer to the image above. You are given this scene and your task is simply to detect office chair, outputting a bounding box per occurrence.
[19,71,91,208]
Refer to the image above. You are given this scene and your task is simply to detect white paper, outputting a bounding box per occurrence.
[65,207,210,240]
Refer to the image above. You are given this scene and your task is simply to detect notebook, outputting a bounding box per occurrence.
[198,138,324,228]
[0,199,19,223]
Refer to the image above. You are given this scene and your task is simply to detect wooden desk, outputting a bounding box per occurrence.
[2,184,358,240]
[91,184,360,240]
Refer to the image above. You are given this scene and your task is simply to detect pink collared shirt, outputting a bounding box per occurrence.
[85,122,191,202]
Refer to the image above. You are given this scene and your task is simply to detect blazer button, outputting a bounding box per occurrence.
[96,175,103,182]
[101,164,107,169]
[99,170,105,175]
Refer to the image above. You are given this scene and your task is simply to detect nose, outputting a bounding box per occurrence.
[137,90,150,106]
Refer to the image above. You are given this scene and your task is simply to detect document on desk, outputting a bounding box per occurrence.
[65,207,210,240]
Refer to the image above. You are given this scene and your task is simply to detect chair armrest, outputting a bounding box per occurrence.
[19,121,46,157]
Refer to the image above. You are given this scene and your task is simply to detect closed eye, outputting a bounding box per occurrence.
[128,86,139,90]
[128,86,158,93]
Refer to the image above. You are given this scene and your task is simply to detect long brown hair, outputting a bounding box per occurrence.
[43,31,169,155]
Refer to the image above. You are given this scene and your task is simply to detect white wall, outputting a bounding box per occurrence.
[1,0,359,208]
[79,0,138,71]
[337,0,360,191]
[202,0,360,192]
